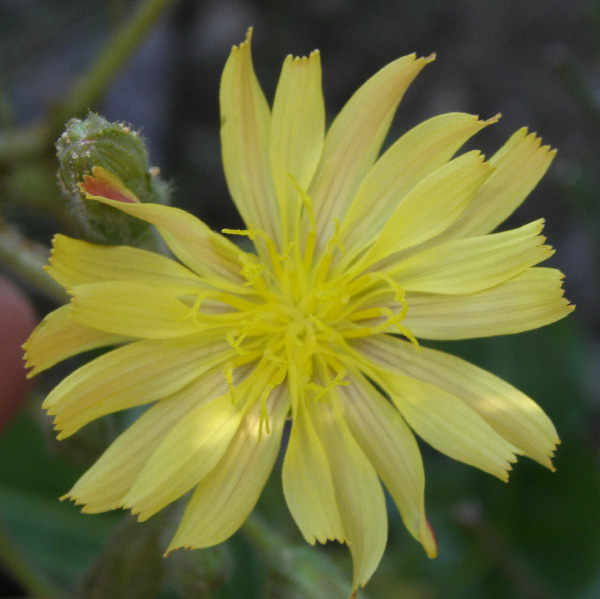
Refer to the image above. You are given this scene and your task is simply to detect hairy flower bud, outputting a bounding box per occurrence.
[56,113,170,244]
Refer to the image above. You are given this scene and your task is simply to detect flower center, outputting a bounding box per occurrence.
[201,192,416,435]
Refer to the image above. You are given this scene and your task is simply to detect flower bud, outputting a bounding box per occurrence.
[56,113,170,244]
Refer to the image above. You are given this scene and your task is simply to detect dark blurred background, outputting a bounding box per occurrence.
[0,1,599,598]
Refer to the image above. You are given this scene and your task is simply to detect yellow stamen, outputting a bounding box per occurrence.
[222,225,259,240]
[238,254,263,287]
[177,292,210,326]
[349,307,388,321]
[224,363,236,404]
[264,346,288,367]
[370,271,406,303]
[314,288,350,305]
[328,218,345,257]
[216,292,259,312]
[312,219,346,288]
[305,367,349,403]
[226,329,249,354]
[288,175,316,232]
[288,176,317,273]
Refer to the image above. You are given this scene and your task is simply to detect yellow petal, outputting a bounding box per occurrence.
[341,369,437,557]
[354,335,559,468]
[69,281,203,338]
[360,151,493,269]
[43,335,233,438]
[444,128,556,239]
[64,365,229,513]
[310,53,433,251]
[46,234,206,294]
[167,385,289,550]
[269,51,324,245]
[382,374,521,481]
[82,196,244,285]
[23,304,129,377]
[282,397,345,545]
[391,219,553,294]
[122,391,245,521]
[339,113,496,260]
[311,397,387,592]
[220,29,280,246]
[402,267,574,339]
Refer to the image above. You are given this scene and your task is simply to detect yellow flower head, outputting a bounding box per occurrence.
[24,29,573,594]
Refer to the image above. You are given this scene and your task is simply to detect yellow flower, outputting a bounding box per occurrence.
[24,29,573,594]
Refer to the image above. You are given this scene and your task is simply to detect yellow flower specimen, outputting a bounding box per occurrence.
[24,30,573,594]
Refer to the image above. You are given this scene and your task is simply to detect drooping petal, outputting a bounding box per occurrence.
[46,234,206,294]
[390,219,553,294]
[310,53,434,250]
[310,396,387,593]
[339,113,496,261]
[167,384,290,550]
[282,397,345,545]
[340,369,437,557]
[352,336,559,468]
[23,304,129,376]
[43,335,234,438]
[220,29,280,246]
[402,267,574,339]
[381,373,521,480]
[82,188,244,285]
[359,151,493,269]
[442,128,556,239]
[69,281,203,338]
[122,390,246,521]
[269,51,324,245]
[64,365,229,513]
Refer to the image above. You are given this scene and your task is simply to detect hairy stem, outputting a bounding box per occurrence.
[0,224,66,303]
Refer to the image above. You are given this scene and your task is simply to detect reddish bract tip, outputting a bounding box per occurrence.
[79,166,141,204]
[427,518,439,558]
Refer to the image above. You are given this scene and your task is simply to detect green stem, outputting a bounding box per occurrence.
[242,512,359,599]
[0,225,67,303]
[0,521,69,599]
[240,512,286,558]
[0,121,49,164]
[51,0,179,130]
[0,0,179,165]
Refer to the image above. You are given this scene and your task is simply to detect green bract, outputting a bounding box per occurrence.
[57,113,170,243]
